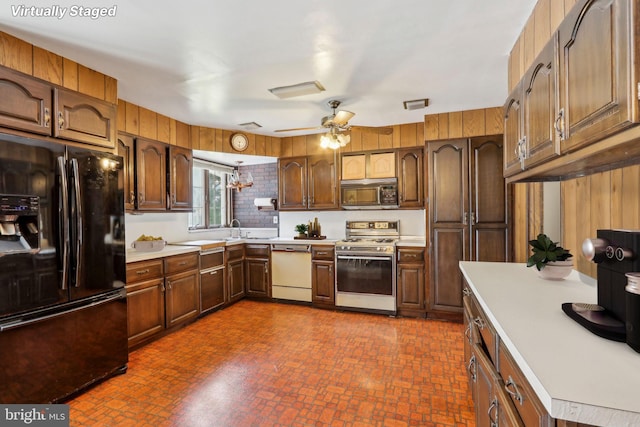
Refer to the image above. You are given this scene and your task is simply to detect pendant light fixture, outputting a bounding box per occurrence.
[320,127,350,150]
[227,161,254,191]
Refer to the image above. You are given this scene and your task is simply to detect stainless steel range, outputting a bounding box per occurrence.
[335,220,399,314]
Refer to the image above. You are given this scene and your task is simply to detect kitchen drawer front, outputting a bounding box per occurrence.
[498,340,553,427]
[126,259,164,284]
[312,245,335,261]
[226,245,244,262]
[201,250,224,270]
[165,253,199,275]
[465,291,497,363]
[397,247,425,264]
[245,244,270,258]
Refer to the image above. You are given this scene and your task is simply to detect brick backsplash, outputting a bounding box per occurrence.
[232,163,278,228]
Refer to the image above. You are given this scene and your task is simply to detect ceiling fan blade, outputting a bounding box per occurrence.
[274,126,322,133]
[333,110,355,125]
[350,125,393,135]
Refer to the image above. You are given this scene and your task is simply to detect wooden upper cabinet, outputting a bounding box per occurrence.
[308,154,339,209]
[557,0,638,153]
[168,145,193,211]
[503,81,524,177]
[135,137,167,211]
[117,132,135,211]
[341,154,366,180]
[397,147,424,208]
[523,34,560,169]
[0,66,52,136]
[53,88,116,148]
[369,152,395,178]
[278,157,307,210]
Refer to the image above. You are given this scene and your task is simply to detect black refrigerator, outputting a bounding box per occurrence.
[0,134,127,403]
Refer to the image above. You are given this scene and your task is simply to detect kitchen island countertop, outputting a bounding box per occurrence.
[459,261,640,426]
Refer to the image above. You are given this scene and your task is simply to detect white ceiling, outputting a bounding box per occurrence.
[0,1,536,138]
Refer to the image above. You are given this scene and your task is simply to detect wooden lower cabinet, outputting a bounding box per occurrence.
[463,282,553,427]
[311,245,335,308]
[200,266,225,312]
[396,246,426,317]
[226,245,245,303]
[125,252,199,349]
[245,244,271,299]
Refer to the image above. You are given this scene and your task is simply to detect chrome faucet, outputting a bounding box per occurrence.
[230,218,241,238]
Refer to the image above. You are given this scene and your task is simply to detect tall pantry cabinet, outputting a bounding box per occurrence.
[427,136,508,318]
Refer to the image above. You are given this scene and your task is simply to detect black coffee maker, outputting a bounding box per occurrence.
[562,229,640,351]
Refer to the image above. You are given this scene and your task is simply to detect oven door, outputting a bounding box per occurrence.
[336,254,394,296]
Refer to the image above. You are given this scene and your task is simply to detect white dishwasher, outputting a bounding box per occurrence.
[271,244,312,302]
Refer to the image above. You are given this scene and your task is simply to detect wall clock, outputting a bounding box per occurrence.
[230,133,249,152]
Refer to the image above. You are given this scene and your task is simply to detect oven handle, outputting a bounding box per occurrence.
[337,255,393,261]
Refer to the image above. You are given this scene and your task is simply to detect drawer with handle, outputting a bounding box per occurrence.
[126,259,164,284]
[165,253,199,274]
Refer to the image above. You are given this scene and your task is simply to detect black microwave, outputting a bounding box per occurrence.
[340,178,398,209]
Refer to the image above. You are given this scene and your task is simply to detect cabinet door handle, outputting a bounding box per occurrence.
[209,271,218,275]
[136,269,150,275]
[473,317,485,330]
[179,261,187,266]
[138,192,145,204]
[463,287,471,296]
[463,211,468,225]
[58,111,64,129]
[130,191,136,205]
[464,322,472,343]
[554,108,565,141]
[487,398,498,427]
[467,355,477,382]
[44,107,51,128]
[505,376,524,405]
[166,281,172,290]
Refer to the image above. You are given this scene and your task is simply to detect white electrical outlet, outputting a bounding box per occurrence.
[273,216,278,224]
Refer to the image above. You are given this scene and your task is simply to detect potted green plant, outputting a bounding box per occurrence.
[294,223,308,238]
[527,233,573,279]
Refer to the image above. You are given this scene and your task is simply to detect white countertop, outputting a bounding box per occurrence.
[459,261,640,426]
[126,245,199,263]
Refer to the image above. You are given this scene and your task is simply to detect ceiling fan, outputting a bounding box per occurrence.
[274,100,393,135]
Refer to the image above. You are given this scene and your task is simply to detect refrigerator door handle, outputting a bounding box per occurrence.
[71,158,83,288]
[0,290,125,332]
[57,156,70,291]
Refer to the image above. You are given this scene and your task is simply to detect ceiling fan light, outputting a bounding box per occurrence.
[403,98,430,110]
[268,81,325,99]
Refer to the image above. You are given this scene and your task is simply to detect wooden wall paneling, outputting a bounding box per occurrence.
[415,122,424,147]
[448,111,463,138]
[117,100,126,132]
[105,76,117,104]
[575,176,593,276]
[245,132,257,156]
[512,183,529,263]
[523,14,536,72]
[361,128,379,151]
[550,0,565,33]
[437,114,450,139]
[485,107,504,135]
[589,171,611,277]
[349,129,363,152]
[462,109,485,137]
[424,114,439,141]
[169,119,177,146]
[621,165,640,230]
[32,47,62,85]
[220,129,232,153]
[175,121,190,149]
[78,64,105,100]
[254,134,266,156]
[398,123,417,148]
[561,179,578,271]
[534,0,551,58]
[280,137,293,157]
[198,127,214,151]
[379,130,393,149]
[0,32,32,74]
[156,114,171,144]
[289,135,306,157]
[190,126,201,150]
[125,101,140,135]
[610,168,623,229]
[527,182,543,245]
[62,58,78,91]
[138,107,157,139]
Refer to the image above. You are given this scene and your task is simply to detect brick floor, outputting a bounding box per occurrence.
[68,300,475,426]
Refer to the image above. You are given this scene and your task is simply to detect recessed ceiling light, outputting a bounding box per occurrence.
[238,122,262,130]
[403,98,430,110]
[268,81,325,99]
